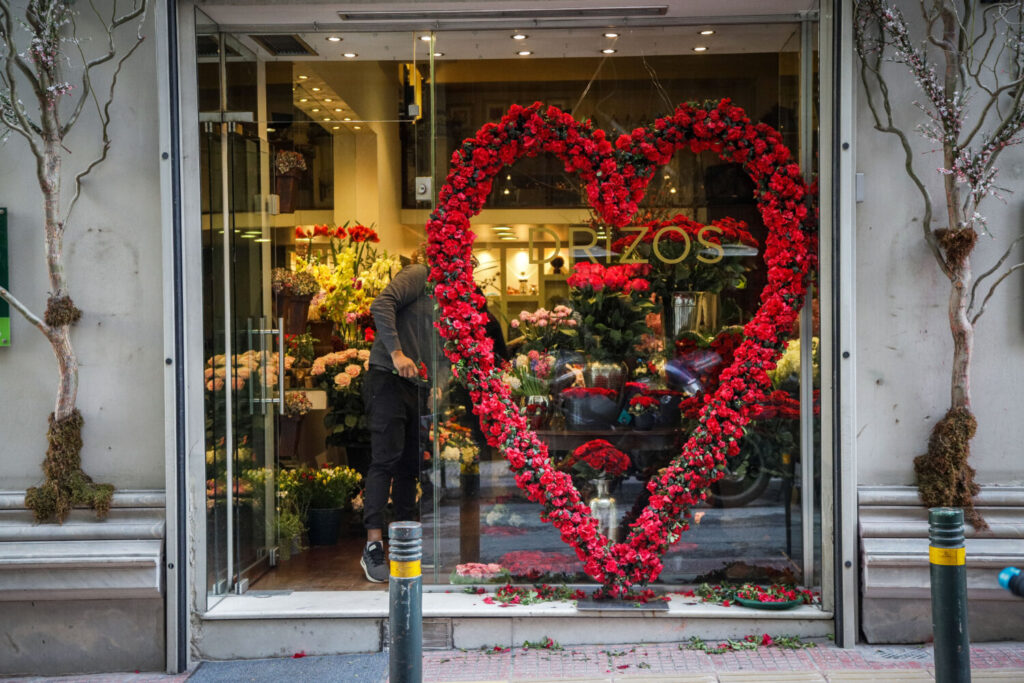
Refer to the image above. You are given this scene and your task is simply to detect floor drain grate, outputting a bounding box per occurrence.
[868,647,932,662]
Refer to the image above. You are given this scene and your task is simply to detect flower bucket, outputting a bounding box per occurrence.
[562,394,620,431]
[306,507,343,546]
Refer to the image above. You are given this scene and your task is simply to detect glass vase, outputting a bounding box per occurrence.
[588,478,618,543]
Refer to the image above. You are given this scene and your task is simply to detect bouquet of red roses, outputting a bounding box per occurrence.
[562,439,631,479]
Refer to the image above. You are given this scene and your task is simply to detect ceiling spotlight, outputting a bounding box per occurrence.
[343,52,357,58]
[324,98,332,102]
[420,34,432,41]
[503,188,511,194]
[299,98,308,102]
[343,117,352,121]
[312,87,321,92]
[353,125,362,130]
[334,107,343,112]
[254,238,270,243]
[669,187,677,194]
[601,48,616,54]
[298,75,308,80]
[267,127,276,132]
[511,33,528,40]
[693,46,708,52]
[311,108,320,112]
[493,226,511,231]
[332,125,340,130]
[433,52,443,57]
[604,32,619,38]
[327,36,342,42]
[699,29,715,36]
[323,117,330,121]
[517,50,532,56]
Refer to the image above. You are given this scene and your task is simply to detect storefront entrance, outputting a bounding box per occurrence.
[189,0,827,628]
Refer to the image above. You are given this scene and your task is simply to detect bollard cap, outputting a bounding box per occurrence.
[999,567,1020,590]
[389,521,422,540]
[928,507,965,548]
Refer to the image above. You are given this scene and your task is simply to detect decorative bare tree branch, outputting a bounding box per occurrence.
[0,0,148,522]
[855,0,1024,529]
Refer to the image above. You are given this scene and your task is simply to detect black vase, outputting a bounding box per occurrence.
[306,507,343,546]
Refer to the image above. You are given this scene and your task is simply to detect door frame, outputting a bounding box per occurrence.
[161,0,855,670]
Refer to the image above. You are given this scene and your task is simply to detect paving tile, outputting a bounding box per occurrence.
[826,672,933,681]
[971,671,1024,681]
[717,672,826,682]
[613,675,717,682]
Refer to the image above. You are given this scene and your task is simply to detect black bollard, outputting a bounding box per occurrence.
[388,521,422,683]
[929,507,971,683]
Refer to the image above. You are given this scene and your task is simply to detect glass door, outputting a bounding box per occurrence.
[198,15,276,598]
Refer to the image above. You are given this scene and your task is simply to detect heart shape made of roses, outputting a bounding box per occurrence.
[426,100,815,596]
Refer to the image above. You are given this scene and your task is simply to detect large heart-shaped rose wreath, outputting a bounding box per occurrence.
[425,99,816,596]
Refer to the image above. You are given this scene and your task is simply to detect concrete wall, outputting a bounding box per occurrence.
[0,5,166,492]
[853,7,1024,486]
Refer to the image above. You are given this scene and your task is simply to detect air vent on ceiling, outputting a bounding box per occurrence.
[249,35,318,57]
[196,35,241,58]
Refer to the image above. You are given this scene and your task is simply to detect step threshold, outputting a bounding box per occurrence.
[202,590,833,621]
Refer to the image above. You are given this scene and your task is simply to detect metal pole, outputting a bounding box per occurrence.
[929,507,971,683]
[389,521,422,683]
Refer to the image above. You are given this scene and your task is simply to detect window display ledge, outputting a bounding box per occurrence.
[203,590,832,621]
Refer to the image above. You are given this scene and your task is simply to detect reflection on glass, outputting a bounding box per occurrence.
[196,20,821,597]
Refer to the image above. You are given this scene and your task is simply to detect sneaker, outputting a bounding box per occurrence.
[361,541,387,583]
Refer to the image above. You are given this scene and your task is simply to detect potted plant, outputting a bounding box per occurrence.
[272,268,319,336]
[285,332,317,387]
[276,504,305,561]
[280,391,313,463]
[279,465,362,546]
[627,394,660,431]
[274,149,306,213]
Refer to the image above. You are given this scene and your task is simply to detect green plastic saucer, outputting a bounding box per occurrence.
[734,596,802,610]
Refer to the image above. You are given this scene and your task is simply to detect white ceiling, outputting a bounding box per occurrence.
[199,1,819,36]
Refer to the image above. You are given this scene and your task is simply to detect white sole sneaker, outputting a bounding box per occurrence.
[360,555,386,583]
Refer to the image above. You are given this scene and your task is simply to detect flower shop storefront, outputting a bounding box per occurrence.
[186,1,834,654]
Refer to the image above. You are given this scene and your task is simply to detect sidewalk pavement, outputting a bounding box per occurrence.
[5,641,1024,682]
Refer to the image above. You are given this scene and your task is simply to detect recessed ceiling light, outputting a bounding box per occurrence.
[324,98,332,102]
[669,187,677,194]
[311,86,321,91]
[311,108,320,112]
[503,188,511,194]
[511,33,528,40]
[601,48,616,54]
[334,107,343,112]
[332,125,340,130]
[353,125,361,130]
[493,226,511,231]
[517,50,532,56]
[299,98,308,102]
[500,235,516,240]
[327,36,342,42]
[420,35,432,42]
[254,238,270,243]
[343,117,351,121]
[699,29,715,36]
[323,117,330,121]
[267,127,276,132]
[604,32,619,38]
[343,53,357,58]
[298,75,308,80]
[433,52,443,57]
[693,46,708,52]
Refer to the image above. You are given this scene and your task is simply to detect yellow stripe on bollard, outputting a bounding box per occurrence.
[929,546,966,566]
[390,559,421,578]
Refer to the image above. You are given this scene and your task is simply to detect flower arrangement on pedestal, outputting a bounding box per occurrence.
[311,347,373,448]
[627,394,661,430]
[562,439,631,480]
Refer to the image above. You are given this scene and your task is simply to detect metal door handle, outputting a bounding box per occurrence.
[277,317,285,416]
